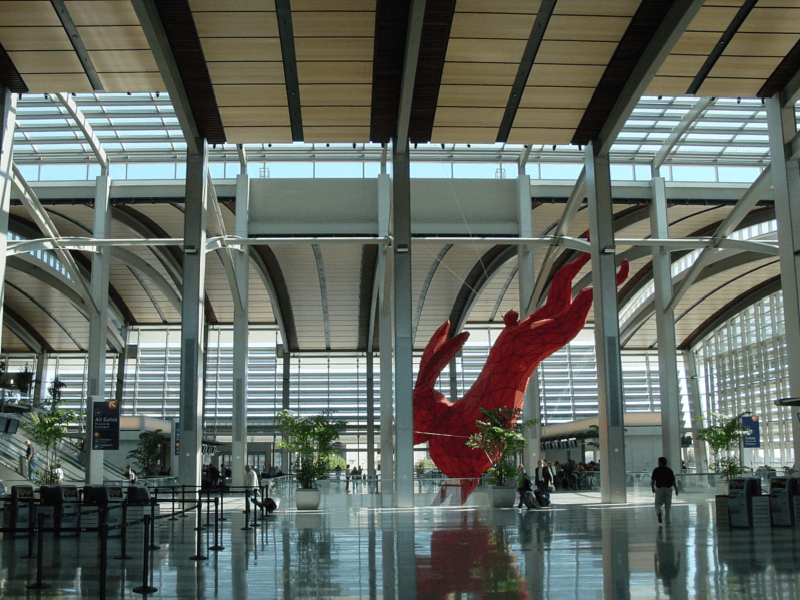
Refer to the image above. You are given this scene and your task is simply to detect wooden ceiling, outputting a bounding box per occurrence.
[2,0,799,146]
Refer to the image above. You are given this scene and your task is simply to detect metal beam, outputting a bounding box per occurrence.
[3,307,46,354]
[10,163,99,316]
[594,0,705,155]
[130,0,201,150]
[55,92,108,170]
[666,165,773,314]
[237,144,247,174]
[50,0,104,91]
[206,173,244,314]
[652,97,714,173]
[396,0,427,151]
[111,247,181,311]
[274,0,303,141]
[529,167,586,312]
[0,87,16,354]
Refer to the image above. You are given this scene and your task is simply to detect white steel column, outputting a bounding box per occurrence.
[683,349,709,476]
[179,139,209,488]
[585,143,627,503]
[85,173,112,484]
[767,96,800,462]
[366,351,375,478]
[231,173,250,488]
[650,176,682,474]
[0,89,16,350]
[518,174,540,471]
[392,142,414,508]
[378,174,395,506]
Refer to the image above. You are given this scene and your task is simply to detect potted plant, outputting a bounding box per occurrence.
[21,377,76,485]
[696,413,751,494]
[127,429,167,479]
[466,406,537,507]
[276,410,345,510]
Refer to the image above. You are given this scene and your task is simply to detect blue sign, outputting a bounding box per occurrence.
[92,400,120,450]
[174,421,180,456]
[742,415,760,448]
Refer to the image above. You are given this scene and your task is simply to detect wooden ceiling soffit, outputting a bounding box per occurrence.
[448,245,514,337]
[152,0,225,144]
[357,245,379,352]
[3,306,53,354]
[758,38,800,98]
[679,274,780,350]
[496,0,557,144]
[251,244,298,352]
[407,0,457,143]
[685,0,758,96]
[0,40,27,92]
[572,0,686,146]
[275,0,303,141]
[370,0,411,143]
[71,249,137,327]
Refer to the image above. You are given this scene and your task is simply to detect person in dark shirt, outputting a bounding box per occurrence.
[651,457,679,524]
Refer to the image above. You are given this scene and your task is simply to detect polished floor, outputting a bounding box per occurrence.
[1,488,799,599]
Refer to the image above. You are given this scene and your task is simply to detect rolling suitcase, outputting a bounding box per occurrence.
[522,491,539,509]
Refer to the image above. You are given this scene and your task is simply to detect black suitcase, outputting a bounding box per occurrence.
[264,498,277,513]
[534,489,549,507]
[522,491,539,509]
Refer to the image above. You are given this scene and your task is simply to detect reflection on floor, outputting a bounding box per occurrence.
[1,492,799,599]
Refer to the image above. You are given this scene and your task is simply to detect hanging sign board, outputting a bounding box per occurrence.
[175,421,180,456]
[742,415,760,448]
[92,400,120,450]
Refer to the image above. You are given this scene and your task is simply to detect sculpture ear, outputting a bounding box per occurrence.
[415,331,469,389]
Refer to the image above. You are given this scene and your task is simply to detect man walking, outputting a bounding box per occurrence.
[534,459,553,506]
[651,457,679,524]
[245,465,263,508]
[24,440,36,481]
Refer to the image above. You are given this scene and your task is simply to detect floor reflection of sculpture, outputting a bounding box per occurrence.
[416,512,528,600]
[413,253,629,502]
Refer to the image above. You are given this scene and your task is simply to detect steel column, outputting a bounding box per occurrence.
[85,173,111,485]
[683,350,709,476]
[650,176,682,474]
[178,139,209,488]
[766,96,800,463]
[378,174,394,506]
[392,141,414,508]
[0,88,16,354]
[518,174,540,471]
[585,142,627,503]
[281,347,290,472]
[367,351,375,478]
[232,173,250,488]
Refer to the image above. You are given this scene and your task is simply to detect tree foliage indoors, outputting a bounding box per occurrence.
[21,377,75,485]
[466,406,537,487]
[276,410,345,489]
[127,429,166,477]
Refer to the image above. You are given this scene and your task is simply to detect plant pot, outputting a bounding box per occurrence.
[491,486,517,508]
[295,488,321,510]
[715,480,729,496]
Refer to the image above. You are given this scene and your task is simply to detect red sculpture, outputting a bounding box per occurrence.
[413,252,629,494]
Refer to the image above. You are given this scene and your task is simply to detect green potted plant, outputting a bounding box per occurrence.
[21,377,76,485]
[696,413,751,493]
[466,406,537,507]
[127,429,166,478]
[276,410,345,510]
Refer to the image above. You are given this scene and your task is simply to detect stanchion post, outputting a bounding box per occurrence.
[190,501,208,560]
[205,487,211,528]
[209,497,224,551]
[219,483,227,521]
[180,485,187,518]
[132,515,158,594]
[115,502,132,560]
[99,522,109,600]
[149,495,160,550]
[26,513,51,590]
[241,490,251,530]
[169,485,177,521]
[23,497,35,559]
[251,492,259,528]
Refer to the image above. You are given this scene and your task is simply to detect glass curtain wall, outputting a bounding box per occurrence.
[695,291,793,467]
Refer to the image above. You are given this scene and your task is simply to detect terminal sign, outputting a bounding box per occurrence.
[92,400,120,450]
[742,415,760,448]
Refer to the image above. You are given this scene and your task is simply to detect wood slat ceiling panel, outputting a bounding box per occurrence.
[269,245,324,349]
[466,259,516,324]
[317,246,361,350]
[519,87,596,109]
[449,12,537,39]
[430,127,501,144]
[2,330,28,354]
[7,51,84,73]
[0,27,72,51]
[294,38,373,61]
[294,9,375,142]
[98,72,164,92]
[248,263,276,325]
[65,0,140,26]
[88,50,158,72]
[204,255,235,324]
[4,272,89,352]
[0,2,61,27]
[109,257,179,323]
[190,4,285,143]
[132,205,186,238]
[543,15,631,43]
[78,26,150,51]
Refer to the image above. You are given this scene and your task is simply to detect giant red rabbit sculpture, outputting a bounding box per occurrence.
[413,252,629,494]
